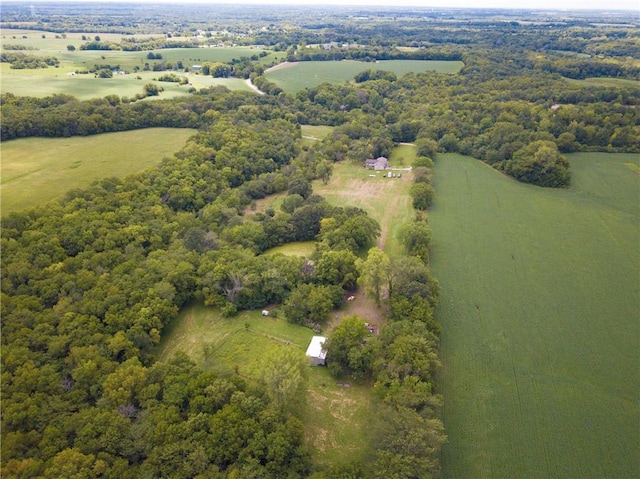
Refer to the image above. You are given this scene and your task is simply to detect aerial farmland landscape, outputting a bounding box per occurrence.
[1,1,638,478]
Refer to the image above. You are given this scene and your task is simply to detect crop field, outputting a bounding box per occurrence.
[157,303,373,468]
[1,128,196,213]
[429,153,639,479]
[265,59,463,93]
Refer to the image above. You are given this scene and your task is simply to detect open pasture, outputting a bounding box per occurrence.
[0,65,252,99]
[157,303,373,468]
[300,124,335,140]
[429,153,639,479]
[1,128,196,213]
[265,59,463,93]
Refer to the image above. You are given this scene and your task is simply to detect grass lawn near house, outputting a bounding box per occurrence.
[313,158,414,258]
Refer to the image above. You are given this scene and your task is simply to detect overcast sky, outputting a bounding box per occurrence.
[17,0,640,9]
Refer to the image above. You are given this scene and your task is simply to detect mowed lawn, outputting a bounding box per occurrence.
[1,128,196,213]
[429,153,639,479]
[266,59,463,93]
[157,304,373,468]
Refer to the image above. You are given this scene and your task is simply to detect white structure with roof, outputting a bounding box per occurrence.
[305,336,327,366]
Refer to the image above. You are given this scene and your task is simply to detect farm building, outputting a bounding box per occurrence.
[364,157,389,170]
[305,336,327,366]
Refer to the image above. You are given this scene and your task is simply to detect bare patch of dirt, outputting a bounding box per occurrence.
[328,290,387,334]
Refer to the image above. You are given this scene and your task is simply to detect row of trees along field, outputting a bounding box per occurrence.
[1,89,447,477]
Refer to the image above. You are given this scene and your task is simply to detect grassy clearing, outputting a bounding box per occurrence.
[300,124,334,140]
[563,76,640,89]
[263,241,317,257]
[157,303,373,468]
[1,128,196,213]
[430,153,639,479]
[251,147,414,257]
[266,59,463,93]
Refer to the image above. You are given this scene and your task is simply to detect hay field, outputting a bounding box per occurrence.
[430,153,639,479]
[1,128,196,213]
[265,59,463,93]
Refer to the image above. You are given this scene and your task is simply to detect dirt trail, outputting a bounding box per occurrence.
[264,61,295,73]
[245,78,265,95]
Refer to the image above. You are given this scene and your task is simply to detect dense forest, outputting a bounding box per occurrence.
[1,3,639,478]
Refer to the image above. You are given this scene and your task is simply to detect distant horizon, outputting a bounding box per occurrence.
[5,0,640,12]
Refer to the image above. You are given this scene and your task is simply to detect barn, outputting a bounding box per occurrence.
[305,336,327,366]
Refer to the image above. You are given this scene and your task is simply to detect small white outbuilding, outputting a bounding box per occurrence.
[305,336,327,366]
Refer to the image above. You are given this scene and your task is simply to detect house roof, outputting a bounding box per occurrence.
[305,336,327,360]
[365,156,388,166]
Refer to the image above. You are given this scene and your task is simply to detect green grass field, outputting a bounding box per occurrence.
[157,303,373,468]
[0,65,253,100]
[388,143,417,167]
[266,59,463,93]
[563,76,640,89]
[263,241,317,257]
[300,124,335,140]
[1,128,196,213]
[429,153,639,478]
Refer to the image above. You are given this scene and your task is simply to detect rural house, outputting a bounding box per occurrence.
[305,336,327,366]
[364,156,389,170]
